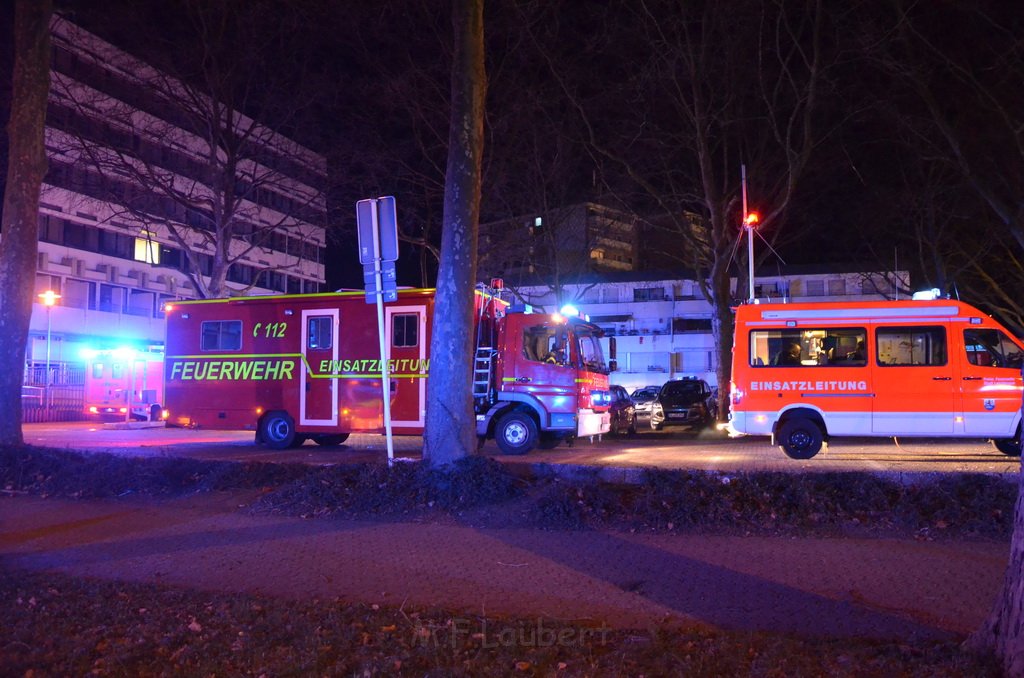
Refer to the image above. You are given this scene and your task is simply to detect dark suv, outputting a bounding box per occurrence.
[650,378,715,430]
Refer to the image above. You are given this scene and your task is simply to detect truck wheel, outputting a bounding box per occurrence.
[260,411,296,450]
[313,433,350,446]
[150,404,162,421]
[992,437,1022,457]
[495,411,538,456]
[777,418,824,459]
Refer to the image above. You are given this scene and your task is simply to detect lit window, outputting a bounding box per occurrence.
[134,232,160,264]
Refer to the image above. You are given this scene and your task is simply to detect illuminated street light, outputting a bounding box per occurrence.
[38,290,61,412]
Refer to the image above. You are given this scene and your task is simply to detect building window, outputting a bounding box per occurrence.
[63,279,96,310]
[201,320,243,351]
[392,314,419,348]
[805,280,825,296]
[134,232,160,264]
[98,284,126,313]
[633,287,664,302]
[828,279,846,296]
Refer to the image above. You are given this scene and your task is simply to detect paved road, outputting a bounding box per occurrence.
[22,421,1021,476]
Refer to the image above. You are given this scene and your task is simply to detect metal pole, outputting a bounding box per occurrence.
[370,201,395,464]
[742,164,754,302]
[45,307,51,412]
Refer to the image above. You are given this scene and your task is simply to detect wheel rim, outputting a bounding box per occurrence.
[504,421,528,446]
[788,430,812,451]
[266,417,289,442]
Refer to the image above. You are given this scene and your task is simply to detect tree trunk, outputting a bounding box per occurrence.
[966,375,1024,674]
[0,0,52,446]
[422,0,486,466]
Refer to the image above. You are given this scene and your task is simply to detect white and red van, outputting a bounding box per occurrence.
[728,297,1024,458]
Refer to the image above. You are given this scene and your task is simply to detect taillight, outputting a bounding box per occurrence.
[730,381,743,405]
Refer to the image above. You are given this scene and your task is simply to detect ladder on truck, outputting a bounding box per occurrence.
[472,282,501,405]
[472,346,496,403]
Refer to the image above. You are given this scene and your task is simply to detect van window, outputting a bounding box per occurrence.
[964,329,1023,369]
[876,326,946,366]
[749,328,867,367]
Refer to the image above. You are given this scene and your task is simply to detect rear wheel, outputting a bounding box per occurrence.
[993,437,1022,457]
[777,418,824,459]
[260,411,296,450]
[313,433,351,446]
[495,411,538,455]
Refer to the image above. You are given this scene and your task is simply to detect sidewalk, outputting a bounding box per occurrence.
[0,491,1009,642]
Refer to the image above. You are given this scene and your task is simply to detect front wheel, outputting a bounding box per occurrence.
[777,418,824,459]
[495,411,538,456]
[260,411,296,450]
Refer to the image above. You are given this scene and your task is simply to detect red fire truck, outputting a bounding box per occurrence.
[83,347,166,421]
[163,286,612,454]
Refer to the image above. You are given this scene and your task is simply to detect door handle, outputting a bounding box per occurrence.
[516,377,532,383]
[962,376,983,381]
[932,376,952,381]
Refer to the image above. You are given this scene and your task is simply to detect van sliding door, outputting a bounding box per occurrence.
[871,325,954,434]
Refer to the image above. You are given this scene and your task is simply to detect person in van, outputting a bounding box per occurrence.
[774,341,802,366]
[846,339,866,362]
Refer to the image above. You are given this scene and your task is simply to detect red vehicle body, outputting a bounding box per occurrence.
[83,348,165,421]
[163,286,611,454]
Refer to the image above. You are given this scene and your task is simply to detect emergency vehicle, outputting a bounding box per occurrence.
[83,347,166,421]
[728,297,1024,459]
[163,285,612,454]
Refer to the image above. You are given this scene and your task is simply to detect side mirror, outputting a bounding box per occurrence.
[609,359,618,372]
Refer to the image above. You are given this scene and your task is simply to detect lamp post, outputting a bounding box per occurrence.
[38,290,61,412]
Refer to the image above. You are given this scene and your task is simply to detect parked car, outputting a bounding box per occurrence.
[630,386,661,426]
[608,385,636,435]
[650,378,715,430]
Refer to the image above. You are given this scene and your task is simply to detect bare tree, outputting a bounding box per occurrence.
[541,0,829,419]
[0,0,52,445]
[49,1,325,299]
[422,0,487,465]
[861,2,1024,671]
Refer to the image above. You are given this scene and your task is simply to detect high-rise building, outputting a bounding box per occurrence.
[17,15,327,400]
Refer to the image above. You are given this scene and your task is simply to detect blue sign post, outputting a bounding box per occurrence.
[355,196,401,463]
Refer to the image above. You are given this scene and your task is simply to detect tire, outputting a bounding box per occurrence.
[313,433,351,446]
[150,404,162,421]
[260,411,296,450]
[993,437,1022,457]
[777,418,824,459]
[627,414,637,436]
[495,411,538,456]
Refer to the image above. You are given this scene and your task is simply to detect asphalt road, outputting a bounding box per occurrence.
[21,421,1021,476]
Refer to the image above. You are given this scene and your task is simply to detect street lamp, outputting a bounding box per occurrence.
[38,290,61,412]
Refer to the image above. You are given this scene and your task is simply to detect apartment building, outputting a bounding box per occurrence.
[479,203,640,285]
[24,16,327,379]
[512,267,909,392]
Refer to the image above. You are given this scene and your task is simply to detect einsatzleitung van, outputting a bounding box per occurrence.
[728,297,1024,459]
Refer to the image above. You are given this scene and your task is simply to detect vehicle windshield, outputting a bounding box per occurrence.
[631,389,658,402]
[661,381,702,398]
[575,328,608,374]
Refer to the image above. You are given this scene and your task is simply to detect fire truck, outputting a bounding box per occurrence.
[163,285,612,454]
[83,347,166,421]
[729,296,1024,459]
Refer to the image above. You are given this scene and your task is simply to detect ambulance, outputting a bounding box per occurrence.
[728,296,1024,459]
[162,285,612,454]
[82,347,166,421]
